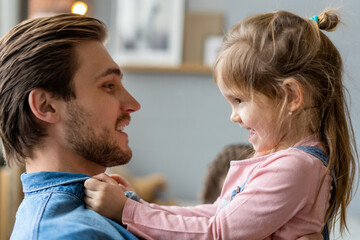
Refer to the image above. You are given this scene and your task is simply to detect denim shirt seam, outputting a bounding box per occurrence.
[32,191,85,239]
[33,192,53,240]
[51,190,85,203]
[25,185,85,202]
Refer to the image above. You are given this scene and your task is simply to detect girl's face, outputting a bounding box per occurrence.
[217,75,282,155]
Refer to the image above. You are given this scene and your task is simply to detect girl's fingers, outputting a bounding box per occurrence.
[84,196,92,207]
[84,178,102,190]
[92,173,118,184]
[84,173,118,190]
[84,188,98,199]
[118,185,126,192]
[109,174,130,186]
[84,196,101,212]
[109,174,135,192]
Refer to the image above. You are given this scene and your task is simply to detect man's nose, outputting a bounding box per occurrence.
[120,88,141,113]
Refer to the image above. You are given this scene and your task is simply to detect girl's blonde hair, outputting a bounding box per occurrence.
[214,10,358,234]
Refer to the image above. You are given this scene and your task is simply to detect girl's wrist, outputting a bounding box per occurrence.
[114,196,127,223]
[124,191,141,202]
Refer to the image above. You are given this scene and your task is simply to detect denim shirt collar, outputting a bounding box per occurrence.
[21,171,91,199]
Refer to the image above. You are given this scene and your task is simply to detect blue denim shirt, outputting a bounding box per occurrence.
[10,171,138,240]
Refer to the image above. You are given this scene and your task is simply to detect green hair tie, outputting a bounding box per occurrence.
[309,15,319,24]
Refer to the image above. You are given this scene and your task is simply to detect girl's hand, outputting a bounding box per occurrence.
[84,173,127,223]
[109,174,135,192]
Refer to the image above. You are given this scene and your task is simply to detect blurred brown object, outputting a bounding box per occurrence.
[201,144,254,204]
[0,165,24,240]
[182,12,224,65]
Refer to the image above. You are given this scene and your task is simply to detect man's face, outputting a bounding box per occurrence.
[63,41,140,167]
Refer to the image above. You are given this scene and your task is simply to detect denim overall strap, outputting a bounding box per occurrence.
[295,146,336,240]
[230,174,252,201]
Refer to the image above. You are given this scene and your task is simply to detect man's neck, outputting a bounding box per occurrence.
[25,143,106,176]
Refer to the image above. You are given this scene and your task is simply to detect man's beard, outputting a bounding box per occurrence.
[64,101,132,167]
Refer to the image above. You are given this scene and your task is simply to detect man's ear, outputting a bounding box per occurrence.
[28,89,60,123]
[282,78,304,112]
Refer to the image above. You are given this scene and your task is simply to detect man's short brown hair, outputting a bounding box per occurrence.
[0,14,107,166]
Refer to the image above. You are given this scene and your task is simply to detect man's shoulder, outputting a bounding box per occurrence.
[11,191,137,240]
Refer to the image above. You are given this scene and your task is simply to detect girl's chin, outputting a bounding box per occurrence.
[253,147,274,157]
[253,151,265,157]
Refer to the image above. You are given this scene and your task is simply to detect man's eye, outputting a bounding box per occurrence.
[103,83,115,89]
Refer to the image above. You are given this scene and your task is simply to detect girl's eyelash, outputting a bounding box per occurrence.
[103,83,115,89]
[234,98,242,103]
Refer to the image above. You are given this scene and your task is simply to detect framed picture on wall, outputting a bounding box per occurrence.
[114,0,185,66]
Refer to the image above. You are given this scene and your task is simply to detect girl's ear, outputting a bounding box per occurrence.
[282,78,304,112]
[28,89,60,123]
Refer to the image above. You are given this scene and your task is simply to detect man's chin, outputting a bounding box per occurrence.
[101,150,132,167]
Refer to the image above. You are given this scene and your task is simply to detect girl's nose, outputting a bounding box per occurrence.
[231,111,241,123]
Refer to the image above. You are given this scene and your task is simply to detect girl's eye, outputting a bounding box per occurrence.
[234,98,242,104]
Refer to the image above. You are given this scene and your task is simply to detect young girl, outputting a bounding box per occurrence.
[84,9,357,239]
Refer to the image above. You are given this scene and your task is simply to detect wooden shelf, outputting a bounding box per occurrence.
[120,64,213,75]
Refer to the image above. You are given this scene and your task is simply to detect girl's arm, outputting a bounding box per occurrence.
[121,155,326,239]
[84,173,217,220]
[139,199,218,218]
[85,152,329,239]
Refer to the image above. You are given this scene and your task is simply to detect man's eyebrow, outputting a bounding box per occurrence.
[95,68,123,81]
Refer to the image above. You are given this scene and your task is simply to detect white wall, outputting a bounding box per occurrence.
[0,0,20,37]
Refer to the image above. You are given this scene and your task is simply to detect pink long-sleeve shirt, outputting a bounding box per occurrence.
[122,135,332,240]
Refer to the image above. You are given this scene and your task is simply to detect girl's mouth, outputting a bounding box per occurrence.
[249,129,255,140]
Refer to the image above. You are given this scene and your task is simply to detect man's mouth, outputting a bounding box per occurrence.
[116,114,131,132]
[116,125,125,132]
[116,121,129,132]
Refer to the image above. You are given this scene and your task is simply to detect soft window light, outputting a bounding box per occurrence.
[71,1,88,15]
